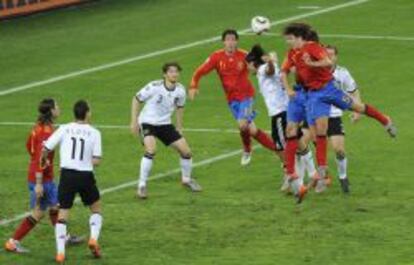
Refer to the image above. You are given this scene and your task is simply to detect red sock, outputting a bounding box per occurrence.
[365,104,389,126]
[239,130,252,153]
[12,216,37,241]
[316,136,328,167]
[285,137,298,175]
[253,129,276,151]
[49,209,58,226]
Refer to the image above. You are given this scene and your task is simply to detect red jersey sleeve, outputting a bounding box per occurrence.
[190,53,218,89]
[281,51,294,73]
[307,43,328,60]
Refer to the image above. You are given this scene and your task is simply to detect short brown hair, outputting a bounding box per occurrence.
[162,62,182,73]
[283,22,312,39]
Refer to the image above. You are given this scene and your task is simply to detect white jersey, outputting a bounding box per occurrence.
[256,63,288,117]
[45,122,102,172]
[330,65,358,117]
[136,80,186,125]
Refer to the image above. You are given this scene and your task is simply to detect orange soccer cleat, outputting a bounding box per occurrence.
[88,239,102,259]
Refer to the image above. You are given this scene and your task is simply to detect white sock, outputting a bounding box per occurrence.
[290,178,301,194]
[295,154,305,186]
[55,222,67,255]
[336,156,347,180]
[302,150,317,180]
[139,155,153,188]
[180,157,192,183]
[89,213,103,241]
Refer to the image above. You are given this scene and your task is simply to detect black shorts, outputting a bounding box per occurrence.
[328,117,345,137]
[140,123,182,146]
[271,112,287,151]
[58,168,100,209]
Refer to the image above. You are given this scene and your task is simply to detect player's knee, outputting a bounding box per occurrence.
[335,150,346,160]
[286,126,298,138]
[30,212,42,222]
[144,152,155,159]
[180,152,192,160]
[238,121,249,132]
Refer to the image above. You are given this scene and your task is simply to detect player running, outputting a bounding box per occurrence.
[130,62,202,199]
[281,23,397,199]
[245,44,317,192]
[4,98,82,254]
[41,100,103,263]
[189,29,277,166]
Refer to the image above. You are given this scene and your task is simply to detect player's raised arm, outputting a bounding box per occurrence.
[189,54,217,100]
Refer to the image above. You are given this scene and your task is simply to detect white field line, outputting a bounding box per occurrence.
[0,121,239,133]
[297,6,321,10]
[0,145,260,227]
[0,0,369,97]
[242,32,414,41]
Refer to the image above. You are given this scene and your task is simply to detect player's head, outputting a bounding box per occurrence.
[73,100,91,122]
[283,22,312,48]
[38,98,59,124]
[305,29,319,42]
[222,29,239,53]
[246,44,266,70]
[162,62,182,84]
[325,44,338,64]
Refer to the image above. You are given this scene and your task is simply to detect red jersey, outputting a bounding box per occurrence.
[281,42,332,90]
[26,123,55,183]
[191,49,255,102]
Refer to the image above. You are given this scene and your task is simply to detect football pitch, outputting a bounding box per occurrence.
[0,0,413,264]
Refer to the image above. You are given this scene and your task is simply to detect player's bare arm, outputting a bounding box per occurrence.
[34,172,44,199]
[130,97,141,135]
[281,71,295,98]
[176,106,184,135]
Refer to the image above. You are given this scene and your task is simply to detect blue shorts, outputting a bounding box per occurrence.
[307,80,353,125]
[287,85,308,124]
[228,98,257,122]
[29,181,58,211]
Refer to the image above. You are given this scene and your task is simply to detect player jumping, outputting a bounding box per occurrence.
[189,29,278,166]
[130,62,202,199]
[246,44,317,192]
[281,23,397,200]
[41,100,103,263]
[4,99,82,254]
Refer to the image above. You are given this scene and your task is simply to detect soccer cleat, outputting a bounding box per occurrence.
[88,239,102,259]
[241,152,252,166]
[314,178,327,193]
[137,186,148,200]
[385,118,397,138]
[55,253,65,264]
[280,175,290,193]
[339,178,350,194]
[4,239,30,253]
[295,185,308,204]
[182,179,202,192]
[66,234,85,246]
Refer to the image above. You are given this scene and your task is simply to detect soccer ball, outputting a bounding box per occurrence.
[251,16,271,34]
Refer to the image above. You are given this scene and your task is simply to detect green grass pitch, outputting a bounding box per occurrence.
[0,0,413,264]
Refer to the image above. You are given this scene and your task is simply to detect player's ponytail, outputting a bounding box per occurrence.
[37,98,56,125]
